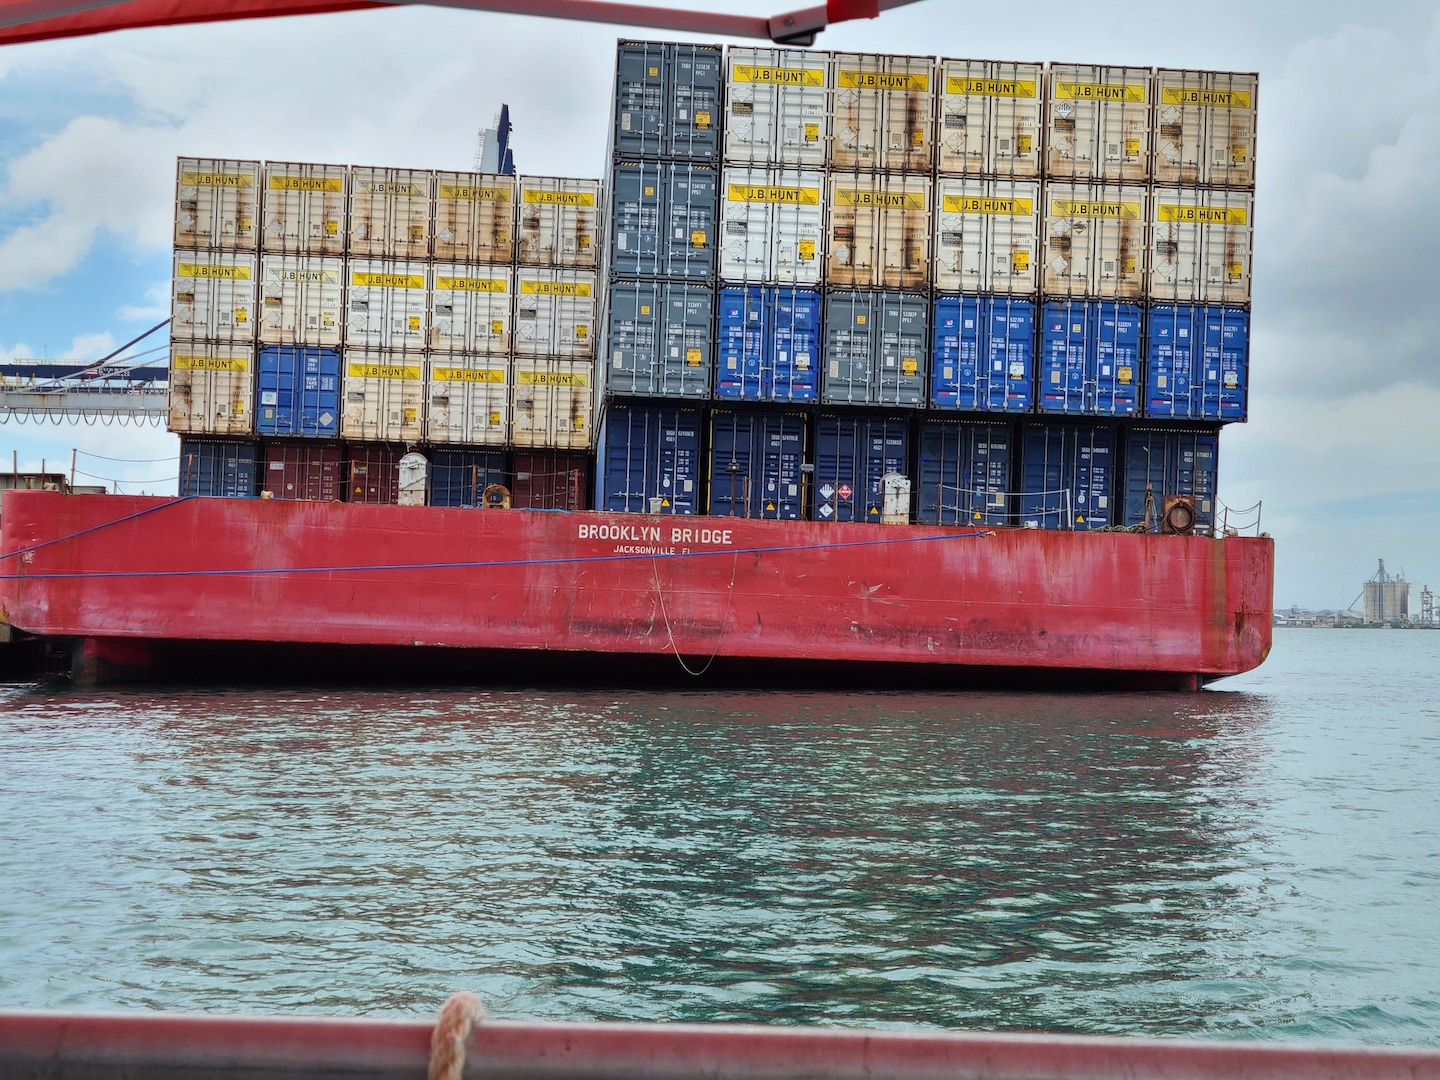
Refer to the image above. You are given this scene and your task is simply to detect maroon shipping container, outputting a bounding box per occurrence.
[345,445,402,504]
[512,452,589,511]
[262,443,341,501]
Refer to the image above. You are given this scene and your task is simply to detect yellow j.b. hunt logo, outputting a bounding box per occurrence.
[181,172,254,187]
[348,363,421,379]
[834,189,926,208]
[731,65,825,85]
[521,281,592,296]
[268,176,344,191]
[1160,87,1252,108]
[173,355,249,371]
[945,77,1037,98]
[837,71,929,91]
[359,182,426,195]
[943,195,1034,215]
[176,263,252,280]
[1051,200,1143,220]
[1157,204,1248,224]
[523,189,596,206]
[432,367,506,383]
[439,184,510,201]
[727,185,821,204]
[518,371,589,386]
[351,272,425,289]
[1054,82,1146,102]
[435,277,507,292]
[267,269,341,283]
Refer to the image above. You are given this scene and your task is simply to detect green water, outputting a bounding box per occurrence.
[1,628,1437,1042]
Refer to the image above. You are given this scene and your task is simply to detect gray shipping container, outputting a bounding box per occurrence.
[606,280,713,399]
[609,161,718,280]
[823,291,928,408]
[612,41,722,161]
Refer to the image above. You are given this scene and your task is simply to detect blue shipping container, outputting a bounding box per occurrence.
[708,410,806,520]
[812,416,909,523]
[598,405,702,515]
[611,42,722,161]
[917,420,1013,526]
[179,439,258,498]
[716,285,820,402]
[931,295,1033,411]
[1145,305,1249,422]
[1020,424,1115,531]
[1123,429,1219,532]
[428,450,507,508]
[1039,301,1139,417]
[256,346,341,438]
[1199,306,1249,422]
[1144,304,1196,419]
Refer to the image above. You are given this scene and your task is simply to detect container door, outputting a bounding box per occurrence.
[1071,427,1114,530]
[771,168,825,284]
[1039,301,1089,413]
[665,164,717,280]
[707,412,754,517]
[720,167,772,283]
[822,292,874,405]
[877,293,927,407]
[609,163,664,276]
[860,419,910,523]
[811,416,857,521]
[1090,302,1140,415]
[613,42,668,159]
[668,45,722,160]
[716,286,764,400]
[655,408,701,513]
[1145,304,1195,419]
[757,414,805,520]
[662,285,713,398]
[769,286,820,402]
[930,295,981,410]
[985,296,1033,411]
[601,406,651,512]
[606,280,662,395]
[1199,306,1249,421]
[1020,425,1067,528]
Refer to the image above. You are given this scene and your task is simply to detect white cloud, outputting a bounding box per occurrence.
[117,281,169,321]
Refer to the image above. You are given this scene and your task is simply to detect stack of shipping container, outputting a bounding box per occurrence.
[169,158,603,506]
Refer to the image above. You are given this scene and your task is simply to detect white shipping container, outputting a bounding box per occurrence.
[933,178,1040,294]
[349,167,433,259]
[259,256,344,346]
[514,269,598,359]
[1149,187,1253,303]
[341,350,425,442]
[346,258,429,351]
[171,252,257,344]
[830,53,935,173]
[511,358,594,450]
[262,162,347,255]
[435,172,516,264]
[167,343,253,437]
[426,355,510,447]
[174,158,261,251]
[516,176,601,268]
[1042,182,1148,298]
[826,173,932,289]
[935,60,1042,177]
[430,264,512,354]
[724,48,832,167]
[1045,66,1153,182]
[719,167,826,284]
[1154,70,1258,188]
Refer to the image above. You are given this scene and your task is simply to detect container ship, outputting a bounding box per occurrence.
[0,44,1273,687]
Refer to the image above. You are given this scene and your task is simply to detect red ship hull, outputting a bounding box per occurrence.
[0,491,1273,688]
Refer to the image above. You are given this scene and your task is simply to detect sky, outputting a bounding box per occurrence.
[0,0,1437,610]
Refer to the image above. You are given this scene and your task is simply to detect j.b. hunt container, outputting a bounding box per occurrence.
[611,41,722,161]
[262,162,347,256]
[1123,428,1218,532]
[823,290,928,408]
[719,167,825,285]
[346,259,428,351]
[936,61,1042,178]
[609,161,717,280]
[261,441,341,500]
[605,280,713,399]
[179,439,258,498]
[511,357,594,450]
[597,404,701,514]
[514,269,598,359]
[259,256,343,347]
[1148,187,1253,304]
[1045,65,1152,181]
[812,415,909,523]
[171,252,256,344]
[1042,183,1148,299]
[917,419,1013,526]
[707,409,806,520]
[434,172,516,264]
[256,346,341,438]
[1146,304,1249,422]
[427,449,506,508]
[716,285,821,403]
[933,178,1039,294]
[168,344,253,437]
[341,350,425,442]
[430,264,512,355]
[1154,70,1258,188]
[724,48,832,167]
[1040,300,1140,416]
[174,158,260,251]
[1020,422,1115,530]
[827,173,931,289]
[931,295,1033,412]
[829,52,934,173]
[348,167,433,259]
[517,176,601,269]
[426,356,509,447]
